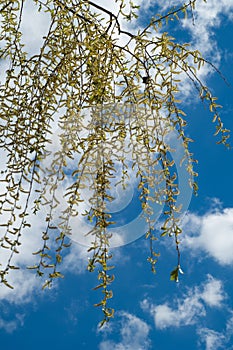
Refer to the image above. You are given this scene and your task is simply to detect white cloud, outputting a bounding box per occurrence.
[99,312,151,350]
[200,275,226,307]
[0,212,48,304]
[20,0,50,56]
[154,0,233,99]
[188,0,232,60]
[0,314,24,333]
[0,270,41,304]
[61,242,89,275]
[197,313,233,350]
[198,328,225,350]
[141,270,233,349]
[141,275,226,329]
[226,313,233,339]
[143,294,205,329]
[182,208,233,265]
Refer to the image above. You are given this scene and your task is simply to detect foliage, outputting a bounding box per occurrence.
[0,0,230,326]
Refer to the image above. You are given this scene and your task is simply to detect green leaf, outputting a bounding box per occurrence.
[27,265,39,270]
[49,272,64,279]
[170,267,179,282]
[42,280,52,290]
[8,265,20,270]
[3,280,14,289]
[56,254,62,263]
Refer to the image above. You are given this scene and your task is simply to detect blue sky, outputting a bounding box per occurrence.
[1,1,233,349]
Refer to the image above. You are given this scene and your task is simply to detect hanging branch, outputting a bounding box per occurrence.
[0,0,230,325]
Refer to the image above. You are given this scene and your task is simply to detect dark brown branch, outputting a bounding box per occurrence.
[0,2,11,12]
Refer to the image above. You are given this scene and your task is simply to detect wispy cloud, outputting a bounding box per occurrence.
[0,314,24,334]
[61,243,89,275]
[198,313,233,350]
[99,311,151,350]
[141,274,226,329]
[154,0,233,98]
[0,270,41,304]
[0,213,47,304]
[140,273,233,348]
[181,0,233,55]
[197,328,226,350]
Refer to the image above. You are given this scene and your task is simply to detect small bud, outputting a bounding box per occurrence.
[142,76,149,84]
[178,265,184,274]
